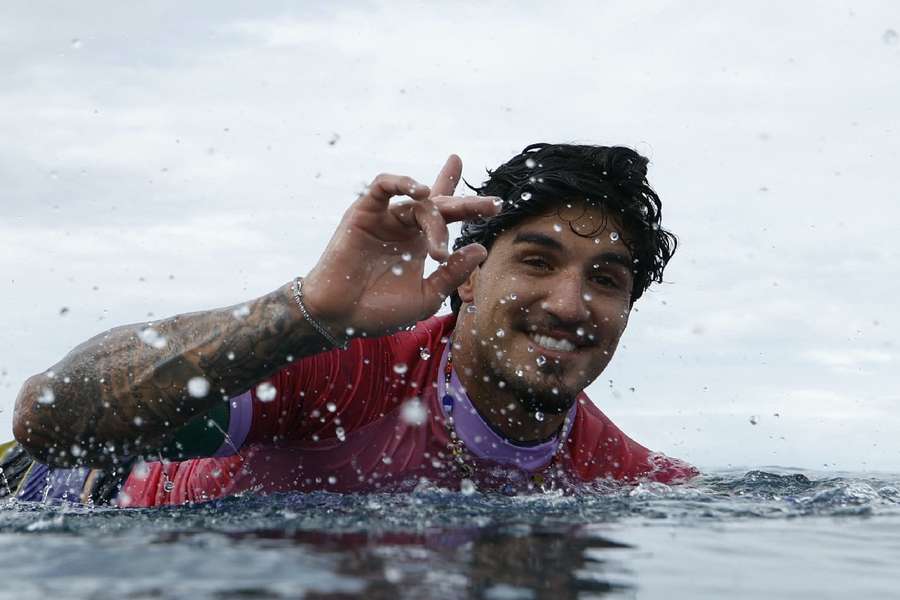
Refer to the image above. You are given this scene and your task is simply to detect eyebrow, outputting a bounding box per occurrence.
[512,231,633,271]
[512,232,565,252]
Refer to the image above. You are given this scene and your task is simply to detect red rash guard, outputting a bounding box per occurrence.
[119,314,697,507]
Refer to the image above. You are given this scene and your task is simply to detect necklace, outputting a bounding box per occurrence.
[440,349,570,489]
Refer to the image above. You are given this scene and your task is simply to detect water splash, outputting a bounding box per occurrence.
[138,327,167,349]
[186,377,210,398]
[255,382,277,402]
[37,388,55,405]
[400,398,427,425]
[2,470,898,599]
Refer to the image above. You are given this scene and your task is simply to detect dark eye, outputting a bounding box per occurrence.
[523,257,552,271]
[591,274,619,288]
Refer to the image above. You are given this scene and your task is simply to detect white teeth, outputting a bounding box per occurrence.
[530,334,576,352]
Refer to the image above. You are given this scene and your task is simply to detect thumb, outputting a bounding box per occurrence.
[421,243,487,311]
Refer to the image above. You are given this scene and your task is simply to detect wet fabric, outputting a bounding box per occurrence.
[0,441,131,505]
[117,314,697,507]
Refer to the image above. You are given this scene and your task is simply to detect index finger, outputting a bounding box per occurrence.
[431,195,501,223]
[358,173,431,211]
[429,154,463,198]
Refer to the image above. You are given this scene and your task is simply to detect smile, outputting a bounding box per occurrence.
[529,333,576,353]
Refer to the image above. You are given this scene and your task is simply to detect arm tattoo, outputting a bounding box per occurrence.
[13,281,332,467]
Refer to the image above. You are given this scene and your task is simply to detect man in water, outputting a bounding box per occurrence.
[7,143,696,506]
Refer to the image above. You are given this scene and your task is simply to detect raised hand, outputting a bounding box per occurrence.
[302,155,499,340]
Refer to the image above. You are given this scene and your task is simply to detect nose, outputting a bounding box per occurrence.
[542,270,590,325]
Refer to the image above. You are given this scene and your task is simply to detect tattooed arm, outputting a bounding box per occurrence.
[12,282,327,467]
[13,156,498,468]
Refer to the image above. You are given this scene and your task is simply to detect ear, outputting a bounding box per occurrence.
[457,266,479,303]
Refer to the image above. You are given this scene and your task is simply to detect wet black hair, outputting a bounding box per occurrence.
[450,142,676,312]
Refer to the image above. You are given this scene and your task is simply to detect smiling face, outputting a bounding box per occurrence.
[455,201,634,415]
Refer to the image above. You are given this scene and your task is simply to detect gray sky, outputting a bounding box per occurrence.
[2,1,898,471]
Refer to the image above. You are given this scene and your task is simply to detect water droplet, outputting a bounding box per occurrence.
[401,398,427,425]
[525,158,536,169]
[495,329,505,338]
[883,28,898,45]
[255,382,277,402]
[391,264,404,276]
[419,347,431,360]
[401,252,412,262]
[70,38,83,49]
[465,304,477,313]
[609,231,620,242]
[576,327,585,337]
[553,223,563,232]
[133,416,143,426]
[70,444,83,457]
[520,191,533,201]
[460,478,476,495]
[59,307,69,316]
[536,355,547,366]
[187,376,210,398]
[326,401,337,413]
[582,292,593,302]
[335,426,346,442]
[132,461,150,480]
[393,362,409,375]
[327,475,337,484]
[226,351,235,360]
[138,327,167,349]
[232,305,250,319]
[345,326,355,336]
[515,368,524,377]
[534,411,545,422]
[749,415,759,425]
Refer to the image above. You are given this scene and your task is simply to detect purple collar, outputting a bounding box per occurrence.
[437,342,576,473]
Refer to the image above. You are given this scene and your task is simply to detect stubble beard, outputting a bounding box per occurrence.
[477,342,579,415]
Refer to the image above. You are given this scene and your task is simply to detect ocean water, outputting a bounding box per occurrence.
[1,468,898,600]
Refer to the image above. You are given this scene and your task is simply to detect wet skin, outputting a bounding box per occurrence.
[454,202,634,443]
[14,155,499,468]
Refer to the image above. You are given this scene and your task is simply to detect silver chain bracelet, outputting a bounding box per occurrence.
[291,277,349,350]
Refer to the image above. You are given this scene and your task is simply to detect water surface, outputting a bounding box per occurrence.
[1,469,897,599]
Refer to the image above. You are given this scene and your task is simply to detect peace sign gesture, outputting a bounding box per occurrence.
[301,155,499,341]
